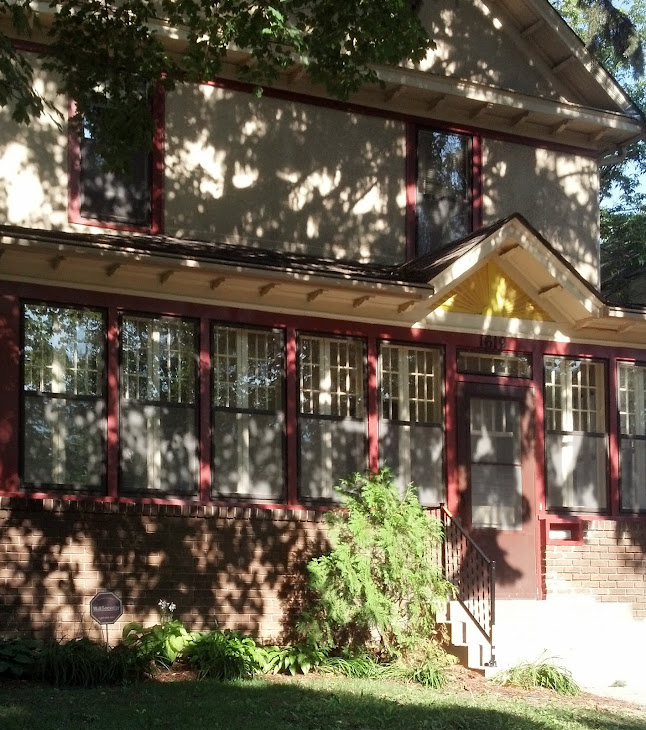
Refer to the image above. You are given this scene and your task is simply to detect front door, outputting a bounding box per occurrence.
[457,384,538,599]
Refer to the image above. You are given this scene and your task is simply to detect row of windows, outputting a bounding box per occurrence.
[21,304,646,513]
[22,304,444,504]
[77,102,473,258]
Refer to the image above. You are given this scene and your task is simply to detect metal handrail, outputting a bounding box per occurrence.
[429,504,496,665]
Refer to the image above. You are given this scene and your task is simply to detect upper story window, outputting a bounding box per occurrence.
[120,314,198,496]
[212,324,285,500]
[617,361,646,512]
[68,87,163,233]
[22,303,106,491]
[298,334,367,501]
[379,342,444,505]
[415,129,473,256]
[544,356,607,511]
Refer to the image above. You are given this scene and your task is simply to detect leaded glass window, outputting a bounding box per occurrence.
[22,303,106,489]
[544,356,607,510]
[212,325,285,499]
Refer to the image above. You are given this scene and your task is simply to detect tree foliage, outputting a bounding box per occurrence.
[0,0,430,169]
[600,206,646,301]
[303,469,455,659]
[551,0,646,207]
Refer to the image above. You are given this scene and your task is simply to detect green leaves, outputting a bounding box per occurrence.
[2,0,431,170]
[305,468,455,660]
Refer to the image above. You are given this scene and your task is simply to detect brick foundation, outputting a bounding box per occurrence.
[544,519,646,618]
[0,497,328,641]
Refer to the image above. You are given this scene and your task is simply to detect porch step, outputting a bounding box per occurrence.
[438,601,493,672]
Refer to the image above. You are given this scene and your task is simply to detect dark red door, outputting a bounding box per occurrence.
[457,383,538,599]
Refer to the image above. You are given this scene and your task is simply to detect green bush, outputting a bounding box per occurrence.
[183,630,266,680]
[263,643,327,676]
[122,619,195,668]
[0,637,42,678]
[38,638,142,687]
[303,468,455,659]
[492,659,580,696]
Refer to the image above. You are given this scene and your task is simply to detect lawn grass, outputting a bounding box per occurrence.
[0,674,643,730]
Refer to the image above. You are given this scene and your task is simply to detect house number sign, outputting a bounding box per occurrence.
[480,335,507,352]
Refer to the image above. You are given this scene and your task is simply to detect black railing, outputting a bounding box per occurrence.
[429,505,496,665]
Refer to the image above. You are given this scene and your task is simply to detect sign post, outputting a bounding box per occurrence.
[90,591,123,647]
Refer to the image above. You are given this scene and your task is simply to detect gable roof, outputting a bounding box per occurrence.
[366,0,646,156]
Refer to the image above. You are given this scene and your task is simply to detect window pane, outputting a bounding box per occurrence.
[299,336,364,418]
[22,304,106,490]
[120,404,198,495]
[298,335,367,499]
[212,325,285,499]
[24,396,105,488]
[120,315,198,495]
[546,433,607,510]
[620,438,646,511]
[299,417,366,500]
[417,130,471,255]
[379,422,443,505]
[457,351,531,378]
[213,412,284,499]
[23,304,104,396]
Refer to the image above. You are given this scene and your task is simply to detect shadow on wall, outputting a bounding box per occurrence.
[484,141,600,287]
[164,85,407,265]
[0,69,69,230]
[0,499,328,642]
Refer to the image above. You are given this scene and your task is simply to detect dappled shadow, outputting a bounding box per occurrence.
[0,498,328,642]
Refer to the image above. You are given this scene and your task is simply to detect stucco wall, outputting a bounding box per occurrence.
[164,85,407,264]
[0,497,327,641]
[482,139,601,287]
[416,2,563,100]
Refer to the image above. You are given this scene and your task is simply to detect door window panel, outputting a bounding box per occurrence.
[469,397,522,529]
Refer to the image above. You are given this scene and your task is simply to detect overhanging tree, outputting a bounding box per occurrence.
[0,0,431,169]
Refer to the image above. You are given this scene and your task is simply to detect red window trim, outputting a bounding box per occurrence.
[406,123,483,260]
[4,281,645,516]
[67,86,165,235]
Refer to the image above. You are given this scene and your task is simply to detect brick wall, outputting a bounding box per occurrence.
[544,519,646,618]
[0,497,328,641]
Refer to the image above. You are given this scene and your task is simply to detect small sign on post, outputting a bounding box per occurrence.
[90,591,123,647]
[90,591,123,625]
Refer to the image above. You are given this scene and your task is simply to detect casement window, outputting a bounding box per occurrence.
[120,314,198,495]
[212,325,285,499]
[379,343,444,505]
[544,356,608,510]
[22,304,106,490]
[617,362,646,511]
[79,123,152,227]
[298,335,367,500]
[416,129,472,256]
[69,87,162,232]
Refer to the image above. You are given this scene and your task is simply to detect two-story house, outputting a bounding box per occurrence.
[1,0,645,689]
